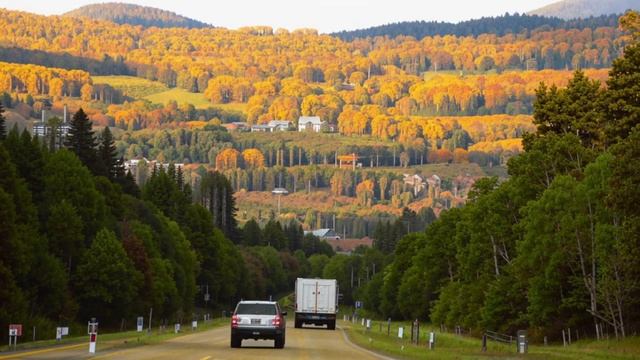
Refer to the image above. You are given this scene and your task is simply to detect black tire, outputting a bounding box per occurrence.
[230,335,242,348]
[274,334,285,348]
[327,320,336,330]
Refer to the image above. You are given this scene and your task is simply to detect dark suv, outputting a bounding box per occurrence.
[230,301,287,348]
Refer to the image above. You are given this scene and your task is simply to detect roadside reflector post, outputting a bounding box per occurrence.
[192,320,197,330]
[87,318,98,354]
[387,318,391,336]
[366,319,371,332]
[517,330,528,354]
[174,323,181,334]
[429,331,436,350]
[398,326,404,339]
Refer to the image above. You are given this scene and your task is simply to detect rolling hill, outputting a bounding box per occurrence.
[332,13,619,41]
[528,0,639,19]
[64,2,210,28]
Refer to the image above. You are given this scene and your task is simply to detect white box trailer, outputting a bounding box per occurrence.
[294,278,338,330]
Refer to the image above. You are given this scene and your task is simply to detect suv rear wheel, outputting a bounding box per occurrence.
[230,335,242,348]
[274,334,285,348]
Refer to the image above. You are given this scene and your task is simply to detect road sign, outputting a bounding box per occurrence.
[9,324,22,336]
[137,317,144,332]
[9,329,17,336]
[355,300,363,309]
[61,327,69,335]
[174,323,181,333]
[56,328,62,341]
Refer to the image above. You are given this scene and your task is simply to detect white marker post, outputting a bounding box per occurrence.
[88,318,98,354]
[398,326,404,339]
[137,317,144,332]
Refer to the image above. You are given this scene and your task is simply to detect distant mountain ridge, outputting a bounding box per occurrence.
[64,2,210,29]
[528,0,639,19]
[333,13,620,41]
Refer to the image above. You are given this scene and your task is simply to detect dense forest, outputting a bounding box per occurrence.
[64,3,211,29]
[0,104,336,342]
[333,13,620,41]
[340,13,640,341]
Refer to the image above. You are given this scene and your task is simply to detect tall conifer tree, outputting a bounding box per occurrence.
[65,108,97,172]
[98,126,118,179]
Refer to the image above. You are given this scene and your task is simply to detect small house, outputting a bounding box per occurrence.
[298,116,325,132]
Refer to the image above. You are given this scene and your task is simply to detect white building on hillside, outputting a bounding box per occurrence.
[298,116,325,132]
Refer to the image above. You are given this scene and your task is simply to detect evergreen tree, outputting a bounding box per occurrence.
[199,171,238,241]
[534,70,603,148]
[97,126,118,179]
[0,102,6,141]
[65,108,97,173]
[242,218,262,246]
[602,42,640,145]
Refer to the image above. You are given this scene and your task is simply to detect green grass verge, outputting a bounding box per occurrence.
[0,318,228,354]
[342,319,640,360]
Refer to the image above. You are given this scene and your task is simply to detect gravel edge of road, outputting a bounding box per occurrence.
[339,326,398,360]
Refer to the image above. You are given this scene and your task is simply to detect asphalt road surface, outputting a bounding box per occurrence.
[0,322,389,360]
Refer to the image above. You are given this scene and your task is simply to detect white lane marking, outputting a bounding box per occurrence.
[339,326,397,360]
[199,356,211,360]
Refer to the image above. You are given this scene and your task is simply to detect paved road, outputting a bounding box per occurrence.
[0,322,388,360]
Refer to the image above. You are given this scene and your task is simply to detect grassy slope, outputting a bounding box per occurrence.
[93,76,168,99]
[92,75,246,110]
[343,319,640,360]
[144,88,211,108]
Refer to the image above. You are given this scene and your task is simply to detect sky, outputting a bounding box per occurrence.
[0,0,561,33]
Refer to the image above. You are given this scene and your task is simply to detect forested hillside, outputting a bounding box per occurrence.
[346,12,640,341]
[333,13,620,41]
[0,104,334,342]
[64,3,210,29]
[0,8,628,126]
[529,0,639,19]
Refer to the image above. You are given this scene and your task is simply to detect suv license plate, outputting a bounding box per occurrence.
[252,331,260,335]
[251,319,260,324]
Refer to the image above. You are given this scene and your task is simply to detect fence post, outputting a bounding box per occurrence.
[482,334,487,352]
[562,329,567,347]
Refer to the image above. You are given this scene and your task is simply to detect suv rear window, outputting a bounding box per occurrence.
[236,303,277,315]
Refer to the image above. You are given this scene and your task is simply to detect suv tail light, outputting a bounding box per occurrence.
[231,315,239,328]
[273,315,282,327]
